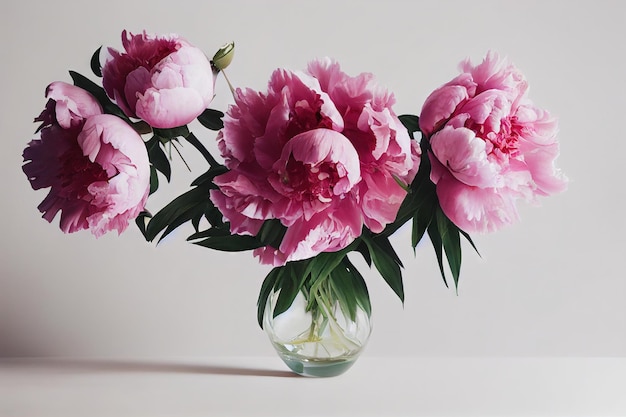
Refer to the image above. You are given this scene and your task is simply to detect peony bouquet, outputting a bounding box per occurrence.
[22,31,567,376]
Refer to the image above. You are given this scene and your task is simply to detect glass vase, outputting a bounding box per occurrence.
[263,284,372,377]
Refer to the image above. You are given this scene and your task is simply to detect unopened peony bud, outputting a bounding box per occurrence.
[212,42,235,71]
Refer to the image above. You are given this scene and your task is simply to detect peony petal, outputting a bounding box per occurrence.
[436,171,519,233]
[430,126,501,188]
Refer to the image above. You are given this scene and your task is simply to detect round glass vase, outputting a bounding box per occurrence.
[263,285,372,377]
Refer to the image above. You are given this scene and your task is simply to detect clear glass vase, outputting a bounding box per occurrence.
[263,284,372,377]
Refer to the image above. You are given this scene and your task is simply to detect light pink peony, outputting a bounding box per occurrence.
[23,82,151,237]
[420,51,568,233]
[210,58,420,265]
[102,30,215,129]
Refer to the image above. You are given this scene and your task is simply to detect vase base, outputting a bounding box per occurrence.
[277,353,358,377]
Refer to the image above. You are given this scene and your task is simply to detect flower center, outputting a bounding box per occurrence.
[281,156,340,203]
[466,117,520,158]
[58,144,110,201]
[284,95,334,140]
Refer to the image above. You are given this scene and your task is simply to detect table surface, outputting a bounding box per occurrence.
[1,356,625,417]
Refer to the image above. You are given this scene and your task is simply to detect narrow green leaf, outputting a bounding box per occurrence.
[412,196,436,250]
[149,166,159,195]
[362,234,404,302]
[372,235,403,268]
[257,219,287,248]
[306,240,359,283]
[146,136,171,182]
[329,265,358,321]
[158,203,210,243]
[192,234,262,252]
[273,264,305,318]
[392,174,410,192]
[153,125,190,140]
[144,187,208,241]
[459,228,481,257]
[184,132,221,167]
[436,208,462,289]
[328,257,371,321]
[187,226,231,241]
[355,241,372,267]
[257,267,281,328]
[90,46,102,77]
[191,165,228,187]
[427,221,448,288]
[197,108,225,131]
[342,257,371,317]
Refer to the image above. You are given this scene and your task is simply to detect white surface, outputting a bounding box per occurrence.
[1,0,625,363]
[2,357,625,417]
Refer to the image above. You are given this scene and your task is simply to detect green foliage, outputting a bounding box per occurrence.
[90,46,102,77]
[361,232,404,302]
[255,243,372,328]
[146,136,171,183]
[197,109,225,131]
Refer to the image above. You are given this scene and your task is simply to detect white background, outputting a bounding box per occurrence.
[1,0,624,366]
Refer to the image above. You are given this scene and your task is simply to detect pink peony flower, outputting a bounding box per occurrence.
[23,83,151,237]
[102,30,215,129]
[210,58,419,265]
[420,51,568,233]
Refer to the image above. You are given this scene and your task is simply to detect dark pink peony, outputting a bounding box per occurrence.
[102,30,215,129]
[23,82,150,237]
[210,58,419,265]
[420,52,567,233]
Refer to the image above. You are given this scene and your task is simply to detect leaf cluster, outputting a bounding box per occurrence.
[388,114,479,291]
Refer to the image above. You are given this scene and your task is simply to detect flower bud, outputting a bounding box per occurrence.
[212,42,235,71]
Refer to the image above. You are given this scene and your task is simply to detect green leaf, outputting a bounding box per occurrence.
[192,234,263,252]
[144,187,208,241]
[306,240,359,283]
[411,194,437,250]
[427,221,448,288]
[146,136,171,182]
[257,267,282,328]
[329,264,358,321]
[328,257,372,321]
[153,125,190,140]
[197,108,225,131]
[187,226,230,241]
[372,235,403,268]
[381,152,437,238]
[191,165,228,187]
[398,114,420,139]
[273,264,307,318]
[158,203,210,243]
[90,46,102,77]
[459,228,481,257]
[257,219,287,248]
[342,257,371,317]
[436,207,462,289]
[361,233,404,302]
[355,241,372,267]
[184,132,221,167]
[149,166,159,195]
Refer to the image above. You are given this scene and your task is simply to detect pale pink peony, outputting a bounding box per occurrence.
[23,83,151,237]
[420,52,567,233]
[102,30,215,129]
[210,58,419,265]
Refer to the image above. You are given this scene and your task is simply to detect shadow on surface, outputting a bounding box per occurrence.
[0,358,300,378]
